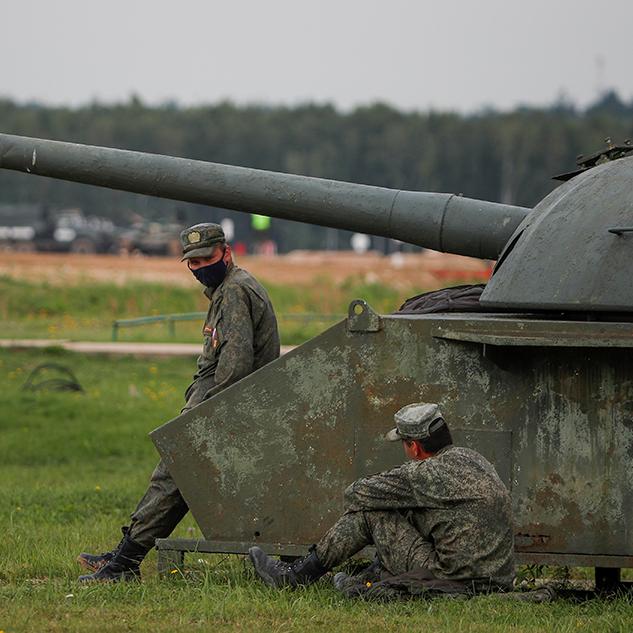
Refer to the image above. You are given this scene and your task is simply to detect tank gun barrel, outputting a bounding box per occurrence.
[0,133,529,259]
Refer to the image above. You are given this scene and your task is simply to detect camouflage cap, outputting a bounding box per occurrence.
[386,403,446,441]
[180,223,226,260]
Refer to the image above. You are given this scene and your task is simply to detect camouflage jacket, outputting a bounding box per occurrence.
[344,445,514,587]
[184,264,280,408]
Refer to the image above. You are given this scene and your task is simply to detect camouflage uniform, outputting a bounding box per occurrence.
[128,262,280,549]
[315,445,515,590]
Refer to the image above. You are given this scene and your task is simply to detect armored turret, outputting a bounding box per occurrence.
[482,144,633,312]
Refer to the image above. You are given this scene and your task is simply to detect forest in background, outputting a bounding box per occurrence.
[1,91,632,251]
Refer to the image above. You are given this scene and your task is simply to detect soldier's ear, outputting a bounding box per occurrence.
[414,440,428,458]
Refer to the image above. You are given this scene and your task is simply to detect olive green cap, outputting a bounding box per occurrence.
[180,223,226,260]
[386,403,446,441]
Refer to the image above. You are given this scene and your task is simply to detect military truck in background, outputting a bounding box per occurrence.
[118,219,183,256]
[0,204,120,254]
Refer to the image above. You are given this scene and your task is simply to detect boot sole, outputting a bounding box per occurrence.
[248,549,280,588]
[78,570,141,583]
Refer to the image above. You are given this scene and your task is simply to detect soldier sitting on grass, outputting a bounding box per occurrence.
[249,403,515,597]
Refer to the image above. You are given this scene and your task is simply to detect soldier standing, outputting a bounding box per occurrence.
[78,223,280,582]
[249,403,514,594]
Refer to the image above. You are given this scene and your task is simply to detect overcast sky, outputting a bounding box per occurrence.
[2,0,632,113]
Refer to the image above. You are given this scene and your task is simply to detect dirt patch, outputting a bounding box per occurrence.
[0,250,492,289]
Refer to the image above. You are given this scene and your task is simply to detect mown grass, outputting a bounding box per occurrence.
[1,348,633,632]
[0,275,412,345]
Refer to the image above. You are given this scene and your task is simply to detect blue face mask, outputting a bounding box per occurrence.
[190,258,228,289]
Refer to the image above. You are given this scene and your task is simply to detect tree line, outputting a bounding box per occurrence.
[1,91,632,252]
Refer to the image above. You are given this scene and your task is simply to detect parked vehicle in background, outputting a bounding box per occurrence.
[118,220,182,256]
[0,204,121,254]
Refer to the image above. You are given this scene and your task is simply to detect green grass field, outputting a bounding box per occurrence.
[2,348,633,633]
[0,275,408,345]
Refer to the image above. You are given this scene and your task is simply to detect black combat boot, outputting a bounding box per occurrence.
[249,546,327,588]
[77,526,129,572]
[78,535,148,583]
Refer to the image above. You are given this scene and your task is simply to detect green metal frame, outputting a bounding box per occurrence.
[155,538,633,577]
[111,312,344,340]
[155,538,374,576]
[112,312,206,340]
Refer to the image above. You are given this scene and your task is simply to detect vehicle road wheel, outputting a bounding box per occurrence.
[70,238,97,254]
[13,241,36,252]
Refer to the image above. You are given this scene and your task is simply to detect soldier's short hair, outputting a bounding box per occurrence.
[411,425,453,454]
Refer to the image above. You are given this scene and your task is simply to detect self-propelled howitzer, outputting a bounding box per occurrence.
[2,132,633,590]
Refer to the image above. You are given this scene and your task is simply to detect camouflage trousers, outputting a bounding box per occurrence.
[315,509,435,577]
[127,377,213,550]
[127,458,188,549]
